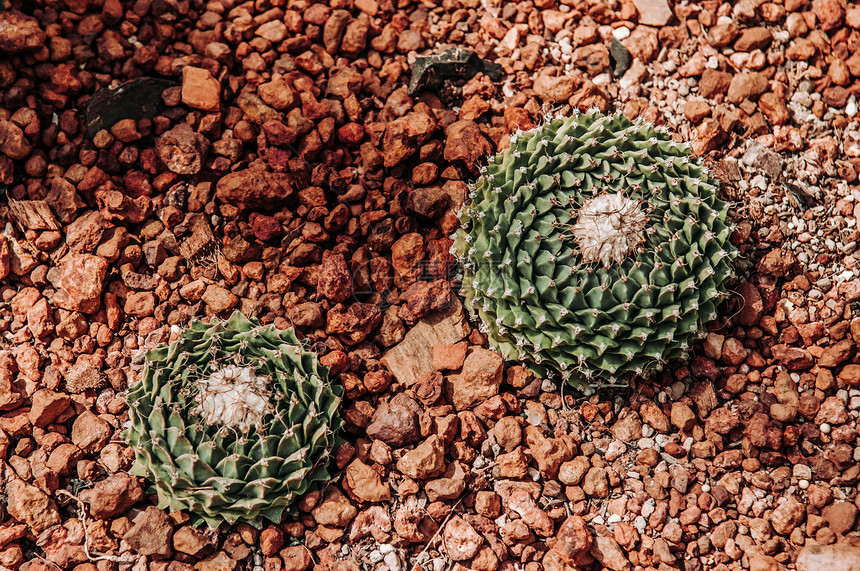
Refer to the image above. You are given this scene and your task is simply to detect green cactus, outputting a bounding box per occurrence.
[124,312,342,528]
[452,110,736,388]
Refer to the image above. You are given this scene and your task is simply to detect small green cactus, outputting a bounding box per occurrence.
[125,312,342,528]
[452,110,736,388]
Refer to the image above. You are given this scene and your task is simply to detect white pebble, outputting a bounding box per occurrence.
[793,464,812,480]
[384,552,401,571]
[773,30,790,42]
[613,27,631,40]
[820,423,831,434]
[799,479,810,490]
[593,72,612,85]
[379,544,395,555]
[701,484,711,493]
[641,498,656,518]
[637,437,655,449]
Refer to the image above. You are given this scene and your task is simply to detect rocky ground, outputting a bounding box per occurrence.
[1,0,860,570]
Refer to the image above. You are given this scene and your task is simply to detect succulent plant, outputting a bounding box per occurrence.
[451,110,736,388]
[125,312,342,528]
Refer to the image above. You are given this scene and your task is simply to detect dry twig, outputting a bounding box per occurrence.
[54,489,138,564]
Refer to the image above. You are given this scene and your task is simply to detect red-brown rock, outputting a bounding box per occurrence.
[396,435,446,479]
[813,0,845,30]
[318,251,353,303]
[0,11,46,53]
[5,479,61,533]
[736,281,763,326]
[156,123,210,175]
[552,516,593,564]
[444,348,504,410]
[771,497,805,535]
[345,458,391,502]
[28,390,70,429]
[366,395,420,447]
[215,169,297,211]
[123,506,174,558]
[442,516,483,561]
[532,67,577,102]
[71,410,112,453]
[382,112,436,167]
[443,120,493,174]
[54,253,107,314]
[699,69,732,99]
[727,71,769,103]
[79,473,145,519]
[0,119,31,159]
[181,66,220,112]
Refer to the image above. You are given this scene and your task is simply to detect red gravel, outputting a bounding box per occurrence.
[1,0,860,570]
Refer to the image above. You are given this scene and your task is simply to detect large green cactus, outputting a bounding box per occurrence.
[452,110,736,388]
[125,312,342,528]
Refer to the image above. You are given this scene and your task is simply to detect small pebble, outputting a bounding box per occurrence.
[612,26,630,40]
[847,96,858,117]
[384,552,401,571]
[541,379,557,393]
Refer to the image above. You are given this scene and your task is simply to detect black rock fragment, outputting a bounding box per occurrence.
[408,48,503,96]
[609,39,632,77]
[82,77,176,138]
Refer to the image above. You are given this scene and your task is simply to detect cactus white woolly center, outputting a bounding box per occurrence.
[571,193,648,267]
[193,365,272,432]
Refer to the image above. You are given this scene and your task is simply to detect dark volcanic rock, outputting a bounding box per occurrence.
[408,48,502,95]
[82,78,175,138]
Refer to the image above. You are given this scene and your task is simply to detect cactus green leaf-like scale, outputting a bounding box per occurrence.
[452,110,736,388]
[125,312,342,528]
